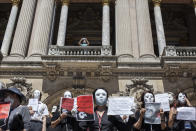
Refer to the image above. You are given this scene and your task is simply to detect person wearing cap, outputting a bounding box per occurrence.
[28,90,49,131]
[0,87,31,130]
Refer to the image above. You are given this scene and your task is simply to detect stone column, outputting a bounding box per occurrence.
[129,0,140,58]
[136,0,155,58]
[152,0,166,56]
[56,0,69,46]
[193,0,196,16]
[1,0,20,56]
[28,0,55,57]
[102,0,110,46]
[115,0,133,58]
[49,1,57,45]
[10,0,37,58]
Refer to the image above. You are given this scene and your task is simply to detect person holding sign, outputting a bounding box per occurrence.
[168,92,196,131]
[133,91,166,131]
[79,88,127,131]
[28,90,49,131]
[0,87,31,130]
[50,91,79,131]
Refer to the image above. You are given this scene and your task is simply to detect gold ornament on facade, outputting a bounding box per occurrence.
[193,0,196,8]
[11,0,20,5]
[61,0,69,5]
[102,0,110,5]
[152,0,162,6]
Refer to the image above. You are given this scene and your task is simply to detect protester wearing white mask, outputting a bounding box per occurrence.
[168,92,195,131]
[0,87,31,130]
[50,91,79,131]
[79,88,130,131]
[133,91,166,131]
[29,90,49,131]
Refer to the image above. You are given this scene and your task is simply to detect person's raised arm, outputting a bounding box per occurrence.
[51,112,67,128]
[168,107,176,128]
[160,109,166,130]
[133,108,145,130]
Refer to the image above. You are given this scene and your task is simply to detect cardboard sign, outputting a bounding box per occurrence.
[0,103,11,119]
[61,98,74,111]
[76,95,94,121]
[107,97,135,115]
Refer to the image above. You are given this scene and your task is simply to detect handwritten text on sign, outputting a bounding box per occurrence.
[77,95,94,114]
[61,98,74,111]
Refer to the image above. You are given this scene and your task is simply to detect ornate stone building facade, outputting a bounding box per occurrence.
[0,0,196,109]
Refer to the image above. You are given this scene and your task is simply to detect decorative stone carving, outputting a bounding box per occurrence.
[152,0,161,6]
[164,46,177,56]
[126,78,153,104]
[98,65,112,82]
[45,64,64,81]
[101,45,112,56]
[11,0,20,5]
[6,77,33,103]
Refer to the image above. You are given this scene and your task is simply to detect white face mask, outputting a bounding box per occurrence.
[178,93,186,104]
[4,96,14,106]
[168,93,174,104]
[64,91,72,98]
[33,90,41,100]
[95,89,107,106]
[144,93,154,103]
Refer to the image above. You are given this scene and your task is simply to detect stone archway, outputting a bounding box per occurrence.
[43,87,94,111]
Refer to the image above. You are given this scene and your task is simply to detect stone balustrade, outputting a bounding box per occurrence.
[48,45,112,56]
[163,46,196,57]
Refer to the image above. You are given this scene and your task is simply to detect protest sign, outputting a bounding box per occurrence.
[0,103,11,119]
[28,99,38,111]
[61,98,74,111]
[76,95,94,121]
[145,103,161,124]
[155,93,170,112]
[107,97,135,115]
[177,107,196,121]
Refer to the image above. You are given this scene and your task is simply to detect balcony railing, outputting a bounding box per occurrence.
[163,46,196,57]
[48,45,112,56]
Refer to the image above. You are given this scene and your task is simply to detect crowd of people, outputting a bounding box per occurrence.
[0,82,195,131]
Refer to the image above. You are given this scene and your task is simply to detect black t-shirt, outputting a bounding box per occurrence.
[79,109,127,131]
[47,111,79,131]
[134,110,163,131]
[172,119,196,131]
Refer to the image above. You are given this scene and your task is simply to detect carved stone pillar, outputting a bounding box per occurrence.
[102,0,110,46]
[136,0,155,58]
[28,0,55,57]
[56,0,69,46]
[152,0,166,56]
[10,0,37,58]
[115,0,133,58]
[1,0,20,56]
[49,1,57,45]
[129,0,140,58]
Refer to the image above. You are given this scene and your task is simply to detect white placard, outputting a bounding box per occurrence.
[155,93,170,112]
[177,107,196,121]
[107,97,135,115]
[28,98,39,111]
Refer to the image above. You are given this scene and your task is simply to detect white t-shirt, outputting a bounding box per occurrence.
[30,101,49,121]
